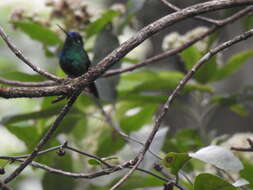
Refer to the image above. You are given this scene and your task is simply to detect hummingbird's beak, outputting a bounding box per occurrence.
[57,24,69,36]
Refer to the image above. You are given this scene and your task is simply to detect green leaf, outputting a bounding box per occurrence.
[6,124,39,150]
[194,56,217,83]
[0,57,17,72]
[88,159,101,166]
[119,174,163,190]
[96,128,124,157]
[71,117,87,140]
[211,95,249,116]
[240,162,253,189]
[119,103,157,133]
[180,46,201,70]
[102,156,119,162]
[132,71,183,91]
[181,46,218,83]
[212,50,253,81]
[163,152,191,175]
[229,104,249,117]
[0,71,45,82]
[194,173,238,190]
[1,105,63,125]
[242,15,253,30]
[185,83,213,93]
[58,114,84,134]
[163,128,204,153]
[85,10,119,38]
[117,71,158,92]
[211,95,238,106]
[121,57,139,64]
[118,71,212,95]
[42,154,76,190]
[13,21,61,45]
[118,91,167,103]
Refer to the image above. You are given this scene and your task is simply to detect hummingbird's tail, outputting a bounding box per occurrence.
[88,82,99,98]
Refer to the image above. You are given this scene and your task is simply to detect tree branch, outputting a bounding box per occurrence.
[0,181,12,190]
[1,0,252,99]
[104,5,253,77]
[0,77,57,87]
[92,97,162,160]
[231,138,253,152]
[159,0,219,25]
[0,145,167,183]
[110,28,253,190]
[0,26,62,82]
[3,89,83,184]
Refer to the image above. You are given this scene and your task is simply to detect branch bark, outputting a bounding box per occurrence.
[104,6,253,77]
[1,0,252,99]
[0,26,61,82]
[3,89,82,184]
[110,28,253,190]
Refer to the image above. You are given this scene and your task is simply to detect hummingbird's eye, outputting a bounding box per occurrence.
[75,37,82,44]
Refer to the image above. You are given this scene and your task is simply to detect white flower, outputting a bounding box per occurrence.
[162,26,210,52]
[185,26,209,52]
[162,32,182,51]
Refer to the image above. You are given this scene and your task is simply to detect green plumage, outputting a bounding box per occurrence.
[59,30,98,97]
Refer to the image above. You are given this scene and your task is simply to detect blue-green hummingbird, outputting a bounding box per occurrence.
[58,25,98,98]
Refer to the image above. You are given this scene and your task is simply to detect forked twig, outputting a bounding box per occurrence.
[110,28,253,190]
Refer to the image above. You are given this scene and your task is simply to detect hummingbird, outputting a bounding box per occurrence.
[58,25,99,98]
[92,23,120,102]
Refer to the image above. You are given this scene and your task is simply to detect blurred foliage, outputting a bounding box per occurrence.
[0,0,253,190]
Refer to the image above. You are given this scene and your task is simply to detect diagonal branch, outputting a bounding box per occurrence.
[104,5,253,77]
[159,0,219,25]
[2,158,168,182]
[3,89,83,184]
[0,180,12,190]
[0,26,62,82]
[110,28,253,190]
[231,138,253,152]
[92,97,162,160]
[0,77,57,87]
[0,0,252,99]
[1,5,251,89]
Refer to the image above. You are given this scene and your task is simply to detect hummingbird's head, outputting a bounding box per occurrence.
[66,32,84,46]
[58,25,84,47]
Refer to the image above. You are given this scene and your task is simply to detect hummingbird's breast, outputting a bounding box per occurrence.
[59,47,90,77]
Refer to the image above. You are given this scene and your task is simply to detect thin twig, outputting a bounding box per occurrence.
[0,78,58,87]
[0,1,252,187]
[92,97,162,160]
[0,143,111,167]
[0,26,62,82]
[0,1,252,99]
[1,157,167,183]
[4,89,83,184]
[0,180,12,190]
[0,146,168,182]
[0,145,62,160]
[231,138,253,152]
[25,159,131,179]
[110,28,253,190]
[159,0,219,25]
[104,6,253,77]
[65,145,112,168]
